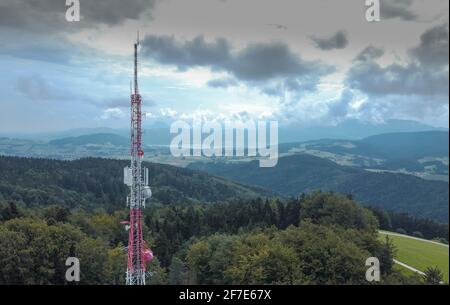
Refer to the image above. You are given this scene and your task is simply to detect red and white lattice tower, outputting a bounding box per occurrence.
[124,34,152,285]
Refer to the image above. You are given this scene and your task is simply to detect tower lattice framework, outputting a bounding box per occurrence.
[124,35,151,285]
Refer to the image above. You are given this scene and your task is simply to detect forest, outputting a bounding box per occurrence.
[1,191,444,285]
[0,156,447,285]
[0,156,269,211]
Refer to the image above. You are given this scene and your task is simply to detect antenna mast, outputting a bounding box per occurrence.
[124,32,152,285]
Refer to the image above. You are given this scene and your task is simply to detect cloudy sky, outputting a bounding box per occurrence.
[0,0,448,133]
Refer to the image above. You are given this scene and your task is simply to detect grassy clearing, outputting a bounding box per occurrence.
[378,231,449,283]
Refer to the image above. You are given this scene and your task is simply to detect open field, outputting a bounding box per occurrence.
[379,231,449,282]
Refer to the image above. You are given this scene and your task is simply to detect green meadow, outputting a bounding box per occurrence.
[379,231,449,283]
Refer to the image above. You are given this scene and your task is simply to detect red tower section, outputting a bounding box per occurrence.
[124,35,151,285]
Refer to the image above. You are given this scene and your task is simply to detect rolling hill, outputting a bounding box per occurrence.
[0,156,271,211]
[281,131,449,159]
[188,154,449,222]
[280,131,449,181]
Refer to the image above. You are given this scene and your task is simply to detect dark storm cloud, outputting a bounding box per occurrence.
[347,54,448,96]
[207,77,238,88]
[228,42,328,82]
[0,0,156,32]
[354,46,384,62]
[0,0,63,33]
[327,89,354,118]
[81,0,156,25]
[409,24,449,68]
[141,34,332,92]
[310,31,349,51]
[380,0,418,21]
[347,24,449,97]
[141,35,231,70]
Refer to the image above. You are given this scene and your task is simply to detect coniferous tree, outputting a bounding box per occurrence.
[423,267,444,285]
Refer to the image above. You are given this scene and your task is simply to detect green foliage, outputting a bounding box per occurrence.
[0,217,103,284]
[0,201,23,221]
[180,220,395,285]
[146,257,168,285]
[412,231,424,239]
[370,206,449,241]
[299,192,378,232]
[396,228,407,235]
[382,268,424,285]
[163,193,400,285]
[279,223,369,285]
[0,227,33,284]
[42,205,71,223]
[105,245,127,285]
[224,233,300,285]
[378,236,396,275]
[168,256,189,285]
[423,266,444,285]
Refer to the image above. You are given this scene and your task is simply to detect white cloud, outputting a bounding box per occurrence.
[159,107,178,118]
[100,107,125,120]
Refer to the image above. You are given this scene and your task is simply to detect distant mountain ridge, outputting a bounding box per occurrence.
[361,131,449,159]
[2,119,446,145]
[49,133,129,146]
[278,119,446,143]
[281,131,449,158]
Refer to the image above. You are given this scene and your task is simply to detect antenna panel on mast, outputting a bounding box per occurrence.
[124,166,132,186]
